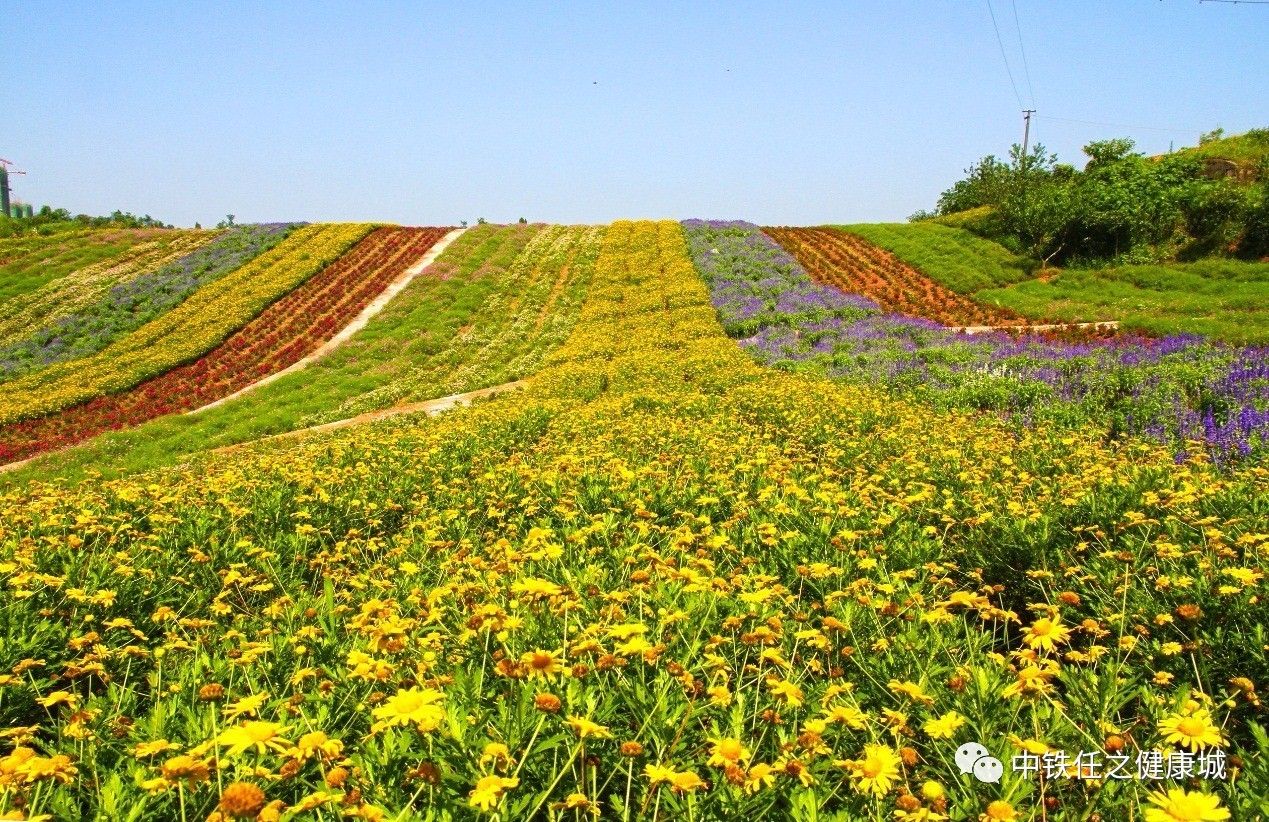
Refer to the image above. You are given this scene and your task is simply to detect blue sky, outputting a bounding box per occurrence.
[7,1,1267,227]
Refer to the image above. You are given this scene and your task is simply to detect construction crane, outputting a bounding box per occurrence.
[0,159,28,218]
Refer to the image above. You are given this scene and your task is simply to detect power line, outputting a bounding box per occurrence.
[1010,0,1036,106]
[985,0,1024,108]
[1199,0,1269,5]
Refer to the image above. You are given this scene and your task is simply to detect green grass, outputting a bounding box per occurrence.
[1181,128,1269,168]
[0,228,172,303]
[979,259,1269,343]
[3,223,601,486]
[835,222,1038,293]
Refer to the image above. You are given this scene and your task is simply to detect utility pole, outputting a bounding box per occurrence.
[1021,110,1036,167]
[1019,110,1036,245]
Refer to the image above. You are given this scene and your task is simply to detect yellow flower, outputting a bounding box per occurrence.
[479,742,512,770]
[887,679,935,706]
[510,578,563,598]
[766,677,804,706]
[371,687,446,733]
[744,762,776,794]
[649,766,710,791]
[668,770,706,792]
[1023,615,1071,652]
[606,623,649,640]
[824,704,869,729]
[565,716,611,739]
[1158,704,1225,751]
[520,649,564,679]
[36,691,79,710]
[468,775,518,811]
[1223,567,1262,587]
[1144,788,1230,822]
[981,800,1018,821]
[134,739,179,758]
[644,763,677,785]
[922,711,967,740]
[295,731,342,761]
[223,692,269,721]
[707,685,732,706]
[707,737,751,768]
[216,721,291,757]
[848,744,901,797]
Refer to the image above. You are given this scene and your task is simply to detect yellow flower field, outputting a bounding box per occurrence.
[0,222,1265,819]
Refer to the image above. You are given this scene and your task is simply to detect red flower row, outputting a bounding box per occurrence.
[765,228,1029,328]
[0,226,449,463]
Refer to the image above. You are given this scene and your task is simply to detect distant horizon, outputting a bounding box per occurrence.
[9,1,1267,227]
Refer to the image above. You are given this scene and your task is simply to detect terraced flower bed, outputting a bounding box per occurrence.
[766,226,1029,327]
[0,228,177,303]
[686,220,1268,463]
[0,227,446,463]
[0,224,296,381]
[0,223,373,426]
[0,230,217,350]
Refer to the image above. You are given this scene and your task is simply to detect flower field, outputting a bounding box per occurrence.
[699,222,1268,464]
[0,227,447,463]
[0,229,177,304]
[311,223,603,425]
[0,223,601,484]
[0,230,217,351]
[1,221,1265,820]
[0,224,297,382]
[765,227,1029,328]
[0,223,372,427]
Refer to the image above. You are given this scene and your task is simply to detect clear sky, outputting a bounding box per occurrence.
[7,1,1267,227]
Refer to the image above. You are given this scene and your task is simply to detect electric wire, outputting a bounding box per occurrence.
[1010,0,1036,106]
[985,0,1024,108]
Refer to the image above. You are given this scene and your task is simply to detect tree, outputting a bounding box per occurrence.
[1082,138,1137,171]
[936,155,1011,215]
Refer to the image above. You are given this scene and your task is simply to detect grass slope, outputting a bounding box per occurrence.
[0,229,173,303]
[839,223,1269,343]
[835,222,1037,293]
[981,259,1269,344]
[1182,128,1269,168]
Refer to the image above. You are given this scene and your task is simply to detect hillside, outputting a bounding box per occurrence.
[1181,127,1269,173]
[0,220,1264,820]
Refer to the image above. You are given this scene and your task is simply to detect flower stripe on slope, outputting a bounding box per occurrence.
[0,227,448,462]
[0,223,375,426]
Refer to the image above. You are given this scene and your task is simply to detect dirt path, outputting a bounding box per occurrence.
[948,320,1120,335]
[188,226,468,415]
[0,379,527,476]
[208,380,529,456]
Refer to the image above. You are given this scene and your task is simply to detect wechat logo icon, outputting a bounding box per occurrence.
[956,742,1004,784]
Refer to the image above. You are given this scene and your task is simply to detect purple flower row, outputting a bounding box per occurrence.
[0,223,301,381]
[681,220,1267,464]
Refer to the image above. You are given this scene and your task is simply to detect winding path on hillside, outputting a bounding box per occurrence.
[206,379,529,456]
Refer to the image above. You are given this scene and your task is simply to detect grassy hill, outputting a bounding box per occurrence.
[835,222,1037,292]
[832,222,1269,344]
[1181,127,1269,170]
